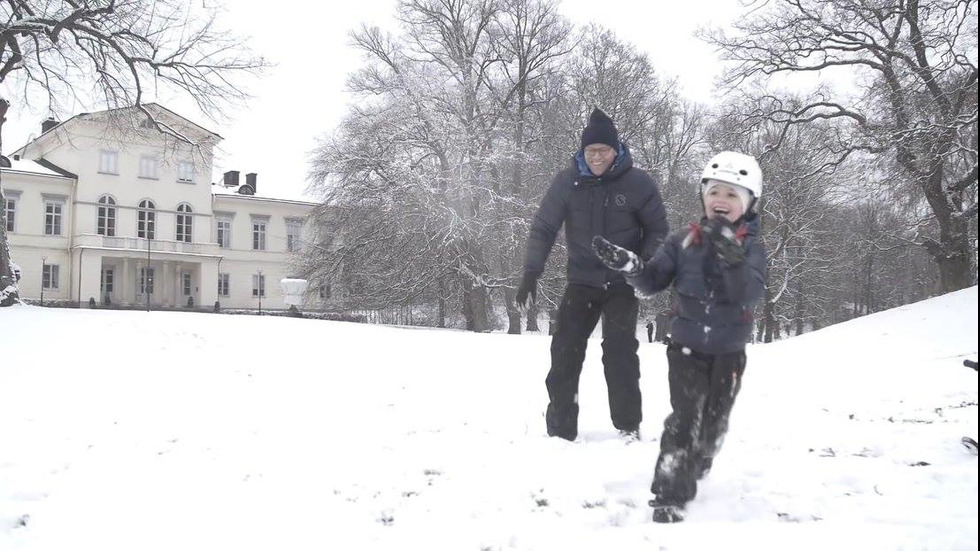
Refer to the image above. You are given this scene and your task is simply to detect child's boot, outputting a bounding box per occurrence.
[648,498,685,523]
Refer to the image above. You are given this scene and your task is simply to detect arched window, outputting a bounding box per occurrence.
[176,203,193,243]
[138,199,156,239]
[97,195,116,236]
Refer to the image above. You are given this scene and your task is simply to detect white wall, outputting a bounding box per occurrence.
[5,110,321,310]
[2,169,75,301]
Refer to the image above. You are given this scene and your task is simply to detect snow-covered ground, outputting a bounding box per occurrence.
[1,288,977,550]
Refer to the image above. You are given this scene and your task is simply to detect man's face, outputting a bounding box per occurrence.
[583,144,617,176]
[703,182,745,223]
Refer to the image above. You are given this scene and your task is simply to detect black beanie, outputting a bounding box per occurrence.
[580,108,619,150]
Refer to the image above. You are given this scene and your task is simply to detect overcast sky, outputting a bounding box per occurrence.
[3,0,745,202]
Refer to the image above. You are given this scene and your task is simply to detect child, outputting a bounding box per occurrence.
[592,151,766,523]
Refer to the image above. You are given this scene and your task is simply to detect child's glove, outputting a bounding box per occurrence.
[592,236,644,275]
[702,218,745,266]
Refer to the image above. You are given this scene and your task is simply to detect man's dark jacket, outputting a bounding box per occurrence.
[628,215,766,354]
[524,145,669,288]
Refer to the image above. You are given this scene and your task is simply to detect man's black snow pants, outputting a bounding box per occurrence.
[650,343,746,506]
[545,282,641,441]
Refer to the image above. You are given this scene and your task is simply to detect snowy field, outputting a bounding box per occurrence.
[1,287,977,550]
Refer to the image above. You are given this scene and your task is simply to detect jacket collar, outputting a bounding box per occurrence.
[573,143,633,181]
[683,214,759,249]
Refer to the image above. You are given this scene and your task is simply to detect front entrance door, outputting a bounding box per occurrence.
[181,271,193,307]
[100,268,115,305]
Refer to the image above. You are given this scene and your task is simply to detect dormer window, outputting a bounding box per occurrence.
[139,156,158,179]
[99,150,119,174]
[178,161,194,183]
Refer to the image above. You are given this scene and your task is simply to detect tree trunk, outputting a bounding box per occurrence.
[864,253,874,314]
[794,288,805,336]
[502,258,521,334]
[507,305,521,334]
[437,276,446,328]
[763,286,776,343]
[504,280,521,334]
[0,98,20,307]
[915,155,974,293]
[463,283,491,332]
[929,212,974,293]
[526,302,540,332]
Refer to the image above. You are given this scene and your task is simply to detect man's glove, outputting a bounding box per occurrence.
[592,236,643,275]
[702,218,745,266]
[515,273,537,308]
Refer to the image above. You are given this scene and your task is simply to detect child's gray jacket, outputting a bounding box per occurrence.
[629,216,766,354]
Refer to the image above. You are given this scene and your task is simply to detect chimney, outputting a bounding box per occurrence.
[223,170,240,188]
[246,173,257,193]
[41,116,59,134]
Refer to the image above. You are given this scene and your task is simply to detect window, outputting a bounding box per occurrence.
[42,264,59,289]
[218,273,230,297]
[176,203,193,243]
[4,197,15,232]
[216,217,232,248]
[138,200,156,239]
[44,201,63,236]
[181,272,192,296]
[319,283,331,300]
[286,220,302,252]
[97,195,116,236]
[139,156,159,179]
[177,161,194,183]
[252,273,266,297]
[251,219,267,250]
[99,150,119,174]
[139,267,155,295]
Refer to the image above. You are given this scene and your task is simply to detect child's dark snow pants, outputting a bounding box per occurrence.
[650,343,746,506]
[545,282,641,441]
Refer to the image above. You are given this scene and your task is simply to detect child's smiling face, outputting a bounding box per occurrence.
[703,181,745,223]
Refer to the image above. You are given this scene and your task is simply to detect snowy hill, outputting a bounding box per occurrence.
[1,287,977,550]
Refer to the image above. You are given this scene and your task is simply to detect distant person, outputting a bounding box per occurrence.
[646,320,654,343]
[516,107,669,442]
[594,151,766,522]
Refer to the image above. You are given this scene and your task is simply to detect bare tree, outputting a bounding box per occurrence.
[705,93,849,341]
[0,0,265,306]
[490,0,571,333]
[306,8,706,331]
[1,98,14,305]
[307,0,507,331]
[703,0,979,293]
[567,25,676,159]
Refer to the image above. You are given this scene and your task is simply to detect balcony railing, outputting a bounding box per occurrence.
[75,234,220,256]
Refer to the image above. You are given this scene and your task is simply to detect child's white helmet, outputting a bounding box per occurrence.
[700,151,763,200]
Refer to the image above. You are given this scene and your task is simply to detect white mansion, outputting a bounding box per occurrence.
[2,104,324,311]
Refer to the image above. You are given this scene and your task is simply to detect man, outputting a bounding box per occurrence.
[516,107,669,442]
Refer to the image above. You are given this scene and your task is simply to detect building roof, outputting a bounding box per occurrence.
[211,183,318,207]
[11,102,222,156]
[0,158,74,179]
